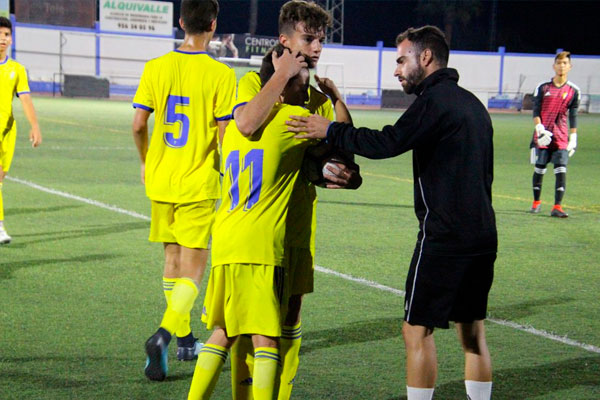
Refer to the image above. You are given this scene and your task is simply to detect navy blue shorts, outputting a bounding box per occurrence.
[404,249,495,329]
[535,148,569,166]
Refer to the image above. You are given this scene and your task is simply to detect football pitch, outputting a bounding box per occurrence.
[1,97,599,399]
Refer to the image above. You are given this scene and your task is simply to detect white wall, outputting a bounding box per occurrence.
[14,25,600,103]
[15,25,173,87]
[503,54,600,95]
[318,45,380,94]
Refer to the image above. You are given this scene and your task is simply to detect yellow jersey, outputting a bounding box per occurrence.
[133,50,236,203]
[0,57,29,135]
[234,71,334,250]
[211,104,317,267]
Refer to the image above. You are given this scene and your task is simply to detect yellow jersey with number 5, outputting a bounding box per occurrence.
[212,104,316,267]
[0,57,30,134]
[133,50,236,203]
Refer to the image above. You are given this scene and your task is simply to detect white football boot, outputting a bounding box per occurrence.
[0,226,12,244]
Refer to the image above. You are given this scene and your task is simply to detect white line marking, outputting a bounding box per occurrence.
[6,176,150,221]
[315,265,406,296]
[9,176,600,354]
[16,146,131,151]
[316,264,600,354]
[488,319,600,353]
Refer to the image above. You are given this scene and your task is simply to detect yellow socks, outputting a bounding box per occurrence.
[160,277,198,335]
[162,277,192,338]
[277,322,302,400]
[253,347,281,400]
[188,344,228,400]
[231,335,255,400]
[162,277,176,304]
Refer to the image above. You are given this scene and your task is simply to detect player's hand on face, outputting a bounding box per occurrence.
[29,126,42,148]
[287,114,330,139]
[314,74,341,102]
[273,48,308,80]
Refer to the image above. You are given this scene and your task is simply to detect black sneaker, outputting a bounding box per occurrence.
[144,330,170,381]
[177,339,203,361]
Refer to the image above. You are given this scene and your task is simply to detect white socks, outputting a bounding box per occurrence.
[406,381,491,400]
[406,386,434,400]
[465,380,492,400]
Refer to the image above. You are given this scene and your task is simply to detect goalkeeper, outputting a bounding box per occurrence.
[529,51,580,218]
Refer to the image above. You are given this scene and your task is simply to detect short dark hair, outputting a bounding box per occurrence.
[279,0,331,36]
[180,0,219,34]
[260,44,313,87]
[0,16,12,33]
[555,51,571,63]
[396,25,449,68]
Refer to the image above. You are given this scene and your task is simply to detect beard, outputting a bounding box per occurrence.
[401,64,426,95]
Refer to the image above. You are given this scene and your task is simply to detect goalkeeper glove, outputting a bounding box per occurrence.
[535,123,553,147]
[567,133,577,157]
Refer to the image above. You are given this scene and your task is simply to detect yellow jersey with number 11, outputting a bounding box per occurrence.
[211,103,316,267]
[234,71,334,251]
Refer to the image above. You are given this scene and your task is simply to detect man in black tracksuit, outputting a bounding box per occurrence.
[287,26,497,400]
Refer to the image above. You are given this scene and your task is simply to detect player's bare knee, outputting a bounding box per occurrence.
[402,322,433,350]
[252,334,278,349]
[456,322,487,354]
[208,327,236,349]
[163,243,180,276]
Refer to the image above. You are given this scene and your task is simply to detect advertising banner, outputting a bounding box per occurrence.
[235,34,279,58]
[100,0,173,36]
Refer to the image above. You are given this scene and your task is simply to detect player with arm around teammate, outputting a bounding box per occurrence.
[288,25,497,400]
[229,2,357,399]
[0,16,42,244]
[187,46,318,400]
[131,0,236,381]
[529,51,580,218]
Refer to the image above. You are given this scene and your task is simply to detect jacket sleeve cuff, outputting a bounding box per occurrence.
[326,121,336,144]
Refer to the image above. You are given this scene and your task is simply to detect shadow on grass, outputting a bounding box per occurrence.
[488,296,575,321]
[388,355,600,400]
[6,204,83,216]
[6,221,148,247]
[302,317,402,355]
[0,369,90,389]
[0,253,121,280]
[318,200,412,209]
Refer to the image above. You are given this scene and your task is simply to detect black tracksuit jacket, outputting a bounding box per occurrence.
[327,68,497,256]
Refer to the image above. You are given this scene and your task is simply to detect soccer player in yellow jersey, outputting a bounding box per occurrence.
[131,0,236,382]
[229,2,355,399]
[188,44,315,400]
[0,16,42,245]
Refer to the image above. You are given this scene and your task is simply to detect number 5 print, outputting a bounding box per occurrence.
[164,95,190,148]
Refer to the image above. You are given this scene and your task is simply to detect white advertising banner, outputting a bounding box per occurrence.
[100,0,173,36]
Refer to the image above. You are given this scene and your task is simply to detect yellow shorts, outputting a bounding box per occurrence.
[202,263,290,338]
[0,123,17,173]
[287,246,314,295]
[149,199,216,249]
